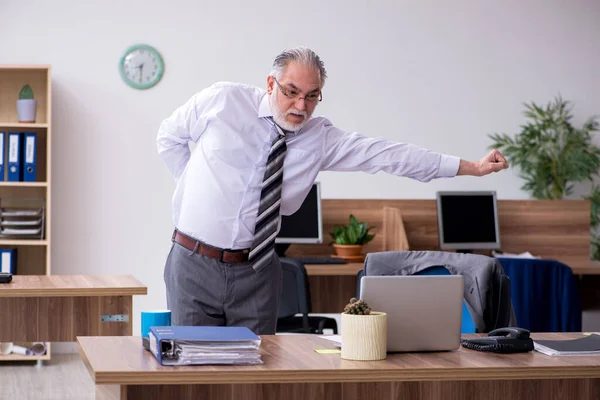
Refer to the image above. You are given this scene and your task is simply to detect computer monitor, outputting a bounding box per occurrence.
[436,191,501,253]
[275,183,323,256]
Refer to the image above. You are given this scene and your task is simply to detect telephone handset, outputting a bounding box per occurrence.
[461,327,534,353]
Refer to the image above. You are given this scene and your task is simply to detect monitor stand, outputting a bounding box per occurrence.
[275,243,291,257]
[457,249,473,254]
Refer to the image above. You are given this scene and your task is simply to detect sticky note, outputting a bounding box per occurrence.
[315,349,341,354]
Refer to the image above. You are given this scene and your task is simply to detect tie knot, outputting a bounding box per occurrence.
[266,117,291,137]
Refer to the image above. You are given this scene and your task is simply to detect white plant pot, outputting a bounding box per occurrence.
[341,311,387,361]
[16,99,37,122]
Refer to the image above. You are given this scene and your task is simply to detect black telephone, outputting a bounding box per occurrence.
[461,327,534,353]
[0,272,12,284]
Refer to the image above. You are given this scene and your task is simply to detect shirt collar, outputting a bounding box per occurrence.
[257,93,273,119]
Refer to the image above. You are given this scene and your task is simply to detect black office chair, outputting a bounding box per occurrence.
[276,257,338,334]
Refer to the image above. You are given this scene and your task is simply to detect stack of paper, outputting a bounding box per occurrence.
[0,207,44,238]
[492,250,538,259]
[149,326,263,366]
[534,334,600,356]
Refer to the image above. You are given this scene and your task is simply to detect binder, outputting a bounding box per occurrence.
[0,132,5,181]
[149,326,263,366]
[0,249,17,274]
[7,132,23,182]
[23,132,36,182]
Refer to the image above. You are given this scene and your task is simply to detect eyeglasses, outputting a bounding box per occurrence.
[273,77,323,103]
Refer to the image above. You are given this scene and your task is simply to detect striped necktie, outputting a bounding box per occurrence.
[248,119,287,270]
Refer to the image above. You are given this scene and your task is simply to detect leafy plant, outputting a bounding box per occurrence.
[18,84,34,100]
[585,185,600,259]
[330,214,375,245]
[488,95,600,259]
[489,95,600,200]
[343,297,371,315]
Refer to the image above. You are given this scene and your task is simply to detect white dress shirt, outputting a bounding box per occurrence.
[157,82,460,250]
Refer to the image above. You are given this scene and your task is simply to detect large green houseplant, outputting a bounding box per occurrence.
[488,96,600,258]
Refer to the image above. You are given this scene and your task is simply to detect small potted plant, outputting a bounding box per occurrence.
[341,297,387,361]
[16,84,37,123]
[330,215,375,260]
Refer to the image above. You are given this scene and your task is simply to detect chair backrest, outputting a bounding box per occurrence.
[363,251,516,333]
[498,258,581,332]
[278,258,311,319]
[356,265,476,333]
[415,266,476,333]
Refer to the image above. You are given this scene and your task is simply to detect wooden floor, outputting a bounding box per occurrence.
[0,354,94,400]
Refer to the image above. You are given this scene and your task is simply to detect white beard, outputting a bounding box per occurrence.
[269,90,309,132]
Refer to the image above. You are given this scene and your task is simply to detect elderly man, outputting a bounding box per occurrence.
[157,46,508,334]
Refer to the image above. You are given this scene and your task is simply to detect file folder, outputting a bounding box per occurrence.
[149,326,263,366]
[23,132,36,182]
[7,132,22,182]
[0,132,5,181]
[0,249,17,274]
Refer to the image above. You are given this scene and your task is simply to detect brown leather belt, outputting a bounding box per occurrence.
[172,230,250,263]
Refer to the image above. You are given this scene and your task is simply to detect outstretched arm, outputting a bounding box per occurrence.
[457,149,509,177]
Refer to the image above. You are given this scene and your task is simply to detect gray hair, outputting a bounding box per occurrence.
[270,47,327,86]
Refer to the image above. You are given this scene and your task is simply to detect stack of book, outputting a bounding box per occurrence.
[534,334,600,356]
[148,326,263,366]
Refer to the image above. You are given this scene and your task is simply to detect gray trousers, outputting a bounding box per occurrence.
[164,241,282,335]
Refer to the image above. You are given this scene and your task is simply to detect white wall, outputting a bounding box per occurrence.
[1,0,599,334]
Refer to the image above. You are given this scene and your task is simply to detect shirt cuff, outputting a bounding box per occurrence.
[436,155,460,178]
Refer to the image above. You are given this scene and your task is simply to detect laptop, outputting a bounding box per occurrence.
[359,275,464,352]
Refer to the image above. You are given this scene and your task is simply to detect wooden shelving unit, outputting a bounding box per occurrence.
[0,65,52,362]
[0,342,51,361]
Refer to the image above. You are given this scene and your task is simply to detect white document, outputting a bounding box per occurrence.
[492,250,538,259]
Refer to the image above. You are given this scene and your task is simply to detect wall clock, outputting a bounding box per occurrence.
[119,44,164,90]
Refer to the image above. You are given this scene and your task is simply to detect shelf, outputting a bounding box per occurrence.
[0,65,51,71]
[0,122,48,129]
[0,342,51,362]
[0,182,47,187]
[0,239,48,246]
[0,353,50,361]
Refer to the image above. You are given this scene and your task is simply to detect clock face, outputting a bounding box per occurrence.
[119,44,164,90]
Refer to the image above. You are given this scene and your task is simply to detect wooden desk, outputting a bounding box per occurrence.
[304,259,600,277]
[0,275,147,342]
[78,333,600,400]
[305,258,600,313]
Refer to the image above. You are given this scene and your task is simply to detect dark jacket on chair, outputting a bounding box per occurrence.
[364,251,517,333]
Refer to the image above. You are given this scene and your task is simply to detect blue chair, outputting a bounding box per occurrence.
[356,266,476,333]
[498,258,581,332]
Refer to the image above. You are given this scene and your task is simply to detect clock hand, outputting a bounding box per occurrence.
[137,63,144,83]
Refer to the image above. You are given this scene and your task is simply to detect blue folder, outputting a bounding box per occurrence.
[0,249,17,274]
[7,132,22,182]
[0,132,5,180]
[23,132,37,182]
[149,326,262,366]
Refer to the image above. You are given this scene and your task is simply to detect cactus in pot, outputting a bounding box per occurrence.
[341,297,387,361]
[16,84,37,123]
